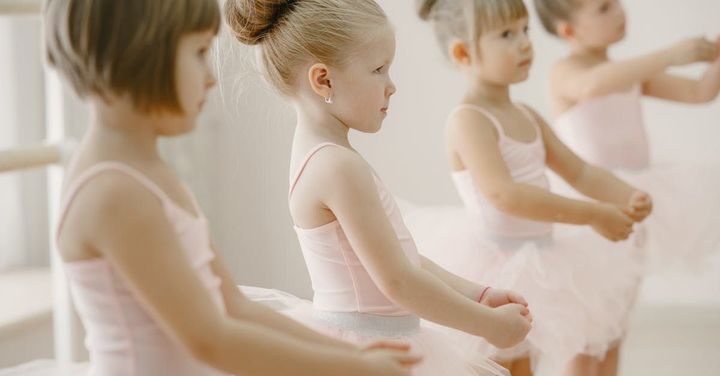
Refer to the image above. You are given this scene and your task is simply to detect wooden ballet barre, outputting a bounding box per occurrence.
[0,141,75,173]
[0,0,42,15]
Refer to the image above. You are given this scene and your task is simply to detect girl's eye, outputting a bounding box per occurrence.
[523,25,529,34]
[198,47,209,57]
[599,2,611,13]
[502,30,512,38]
[374,66,384,73]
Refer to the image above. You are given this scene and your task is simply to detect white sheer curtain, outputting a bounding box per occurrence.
[0,15,48,271]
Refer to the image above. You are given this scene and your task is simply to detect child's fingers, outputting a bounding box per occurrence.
[393,353,423,367]
[366,341,411,352]
[513,304,530,317]
[525,311,533,323]
[508,291,528,306]
[701,42,718,61]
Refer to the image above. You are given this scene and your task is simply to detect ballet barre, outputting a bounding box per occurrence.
[0,142,71,174]
[0,0,42,15]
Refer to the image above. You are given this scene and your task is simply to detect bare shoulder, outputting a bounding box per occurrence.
[58,169,168,258]
[446,104,500,142]
[309,145,374,192]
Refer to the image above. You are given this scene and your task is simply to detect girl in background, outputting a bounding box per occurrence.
[408,1,650,375]
[535,0,720,273]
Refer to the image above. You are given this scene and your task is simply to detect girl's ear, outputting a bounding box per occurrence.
[449,39,474,67]
[307,63,333,101]
[556,21,574,40]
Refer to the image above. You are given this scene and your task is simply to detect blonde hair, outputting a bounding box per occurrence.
[533,0,581,36]
[417,0,528,59]
[44,0,220,113]
[224,0,390,96]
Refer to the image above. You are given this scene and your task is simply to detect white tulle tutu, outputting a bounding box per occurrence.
[396,201,644,370]
[245,286,510,376]
[550,161,720,275]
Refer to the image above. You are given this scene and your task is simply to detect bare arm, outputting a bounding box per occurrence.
[450,109,637,241]
[643,58,720,103]
[419,256,484,301]
[305,148,530,348]
[554,37,718,102]
[526,107,638,206]
[71,173,410,376]
[451,109,602,225]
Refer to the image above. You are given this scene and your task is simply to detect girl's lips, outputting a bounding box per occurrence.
[518,59,532,67]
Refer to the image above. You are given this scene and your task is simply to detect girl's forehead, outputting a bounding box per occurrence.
[483,16,529,33]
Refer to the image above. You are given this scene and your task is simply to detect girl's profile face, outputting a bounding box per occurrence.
[327,27,397,134]
[158,30,217,136]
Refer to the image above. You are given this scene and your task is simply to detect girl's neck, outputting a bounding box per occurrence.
[570,42,610,61]
[294,103,352,148]
[466,78,513,107]
[88,102,162,163]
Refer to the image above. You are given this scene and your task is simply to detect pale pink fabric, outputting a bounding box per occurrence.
[287,143,509,376]
[451,104,553,239]
[552,87,720,271]
[401,105,643,370]
[289,143,421,316]
[554,85,650,169]
[56,162,228,376]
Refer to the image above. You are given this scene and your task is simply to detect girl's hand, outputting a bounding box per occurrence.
[480,288,528,309]
[483,304,532,349]
[363,341,412,354]
[590,203,634,242]
[623,191,653,223]
[667,36,718,66]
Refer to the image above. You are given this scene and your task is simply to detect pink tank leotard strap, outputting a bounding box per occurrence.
[288,142,349,199]
[56,162,175,241]
[515,103,543,136]
[451,104,508,140]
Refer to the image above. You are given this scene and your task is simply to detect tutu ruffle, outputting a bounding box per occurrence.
[550,161,720,274]
[242,286,510,376]
[397,200,644,370]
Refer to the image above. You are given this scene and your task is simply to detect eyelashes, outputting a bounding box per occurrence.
[501,25,529,39]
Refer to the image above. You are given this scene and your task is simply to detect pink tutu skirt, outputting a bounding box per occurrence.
[397,202,644,370]
[243,286,510,376]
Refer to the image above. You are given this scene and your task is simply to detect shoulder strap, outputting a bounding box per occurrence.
[288,142,348,199]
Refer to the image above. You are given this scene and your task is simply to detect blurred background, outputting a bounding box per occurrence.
[1,0,718,374]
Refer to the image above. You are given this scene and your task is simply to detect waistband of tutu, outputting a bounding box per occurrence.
[312,310,421,337]
[483,233,554,250]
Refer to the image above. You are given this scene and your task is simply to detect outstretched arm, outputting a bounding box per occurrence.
[553,36,718,102]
